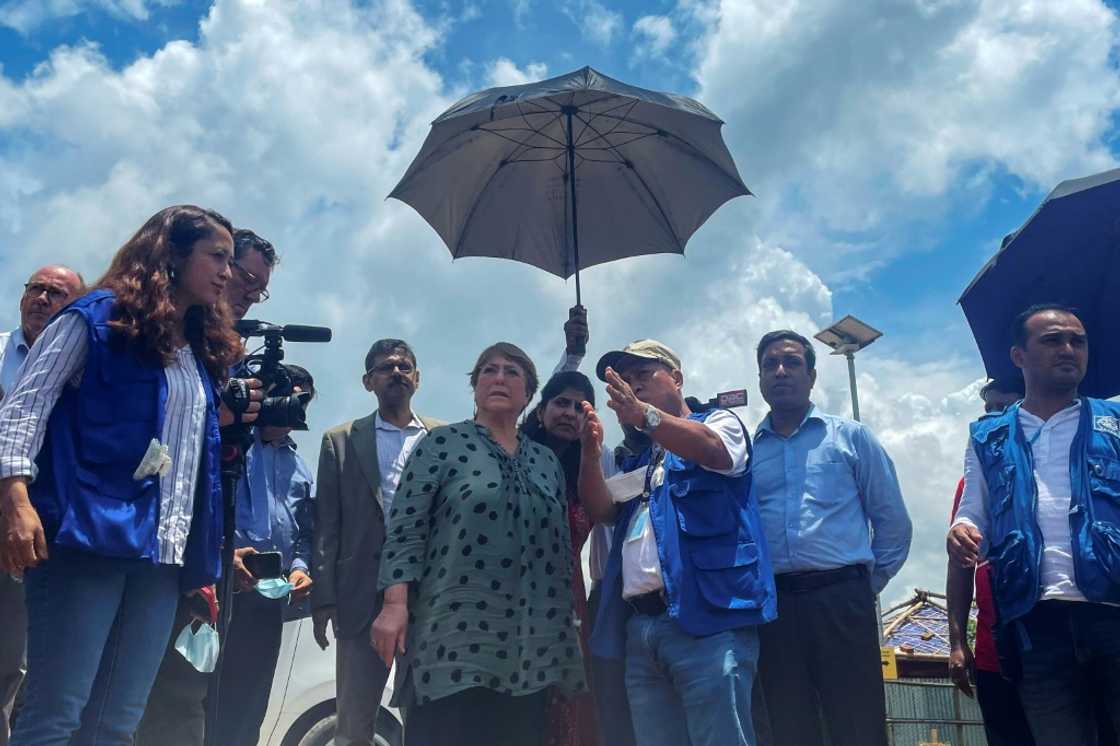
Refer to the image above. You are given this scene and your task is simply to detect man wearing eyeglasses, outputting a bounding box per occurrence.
[0,265,84,746]
[226,229,274,321]
[311,339,443,746]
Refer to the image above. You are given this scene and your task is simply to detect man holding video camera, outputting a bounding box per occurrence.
[209,363,316,746]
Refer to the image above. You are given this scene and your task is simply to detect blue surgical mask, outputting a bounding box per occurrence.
[174,622,220,673]
[256,577,294,599]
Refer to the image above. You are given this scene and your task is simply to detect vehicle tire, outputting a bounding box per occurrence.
[375,708,403,746]
[294,710,402,746]
[296,715,336,746]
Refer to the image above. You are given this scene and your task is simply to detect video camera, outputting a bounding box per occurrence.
[235,320,332,430]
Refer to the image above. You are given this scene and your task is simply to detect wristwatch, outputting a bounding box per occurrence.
[639,404,662,433]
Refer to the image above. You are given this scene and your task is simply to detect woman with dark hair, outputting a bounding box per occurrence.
[522,371,600,746]
[0,205,240,745]
[372,343,586,746]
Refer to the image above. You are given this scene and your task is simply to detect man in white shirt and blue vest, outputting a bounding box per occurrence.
[579,339,776,746]
[949,304,1120,745]
[0,264,84,746]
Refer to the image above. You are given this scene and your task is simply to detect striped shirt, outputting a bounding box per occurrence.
[0,313,208,566]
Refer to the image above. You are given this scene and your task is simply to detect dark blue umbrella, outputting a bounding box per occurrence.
[959,168,1120,398]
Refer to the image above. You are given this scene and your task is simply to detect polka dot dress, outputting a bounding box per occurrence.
[377,421,587,706]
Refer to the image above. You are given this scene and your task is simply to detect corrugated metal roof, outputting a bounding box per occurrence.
[882,590,977,659]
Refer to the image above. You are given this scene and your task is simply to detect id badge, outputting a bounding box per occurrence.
[626,503,650,543]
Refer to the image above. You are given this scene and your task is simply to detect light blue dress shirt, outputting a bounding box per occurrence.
[235,433,315,574]
[0,328,30,403]
[752,404,912,594]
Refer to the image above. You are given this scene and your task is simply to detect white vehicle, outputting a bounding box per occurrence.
[258,613,402,746]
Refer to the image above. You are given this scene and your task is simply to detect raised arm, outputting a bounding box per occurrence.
[578,402,618,525]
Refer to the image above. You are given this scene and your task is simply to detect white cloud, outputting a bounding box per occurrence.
[485,57,548,87]
[0,0,179,32]
[2,0,1119,611]
[690,0,1120,276]
[632,14,677,58]
[561,0,623,46]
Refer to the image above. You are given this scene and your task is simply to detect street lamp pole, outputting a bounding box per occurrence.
[845,350,861,422]
[814,316,884,641]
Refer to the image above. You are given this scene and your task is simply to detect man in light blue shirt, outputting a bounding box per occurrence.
[751,330,911,746]
[0,264,83,746]
[210,364,316,746]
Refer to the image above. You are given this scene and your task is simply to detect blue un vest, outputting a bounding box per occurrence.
[970,398,1120,622]
[30,290,224,590]
[589,410,778,660]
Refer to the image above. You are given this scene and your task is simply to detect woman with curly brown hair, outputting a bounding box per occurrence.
[0,205,241,746]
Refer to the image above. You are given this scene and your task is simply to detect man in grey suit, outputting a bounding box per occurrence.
[312,339,441,746]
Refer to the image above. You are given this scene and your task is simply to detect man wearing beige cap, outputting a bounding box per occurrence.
[577,339,777,746]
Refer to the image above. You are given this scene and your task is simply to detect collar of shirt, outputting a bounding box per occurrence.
[9,328,28,354]
[1017,399,1082,429]
[260,434,298,451]
[755,402,824,440]
[375,411,427,434]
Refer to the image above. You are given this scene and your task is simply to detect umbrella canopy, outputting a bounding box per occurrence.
[959,168,1120,398]
[390,66,749,302]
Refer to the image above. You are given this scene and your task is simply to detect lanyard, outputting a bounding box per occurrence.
[641,447,665,502]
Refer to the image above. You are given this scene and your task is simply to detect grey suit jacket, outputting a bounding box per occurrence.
[311,410,443,639]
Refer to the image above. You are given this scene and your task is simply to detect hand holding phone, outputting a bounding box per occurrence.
[243,550,283,580]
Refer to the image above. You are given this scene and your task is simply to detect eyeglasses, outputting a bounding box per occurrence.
[367,361,415,376]
[24,282,70,304]
[231,261,270,303]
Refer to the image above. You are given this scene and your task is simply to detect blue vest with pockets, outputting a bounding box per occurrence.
[30,289,224,590]
[970,398,1120,623]
[589,410,777,660]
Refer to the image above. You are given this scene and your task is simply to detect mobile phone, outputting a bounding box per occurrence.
[244,551,283,580]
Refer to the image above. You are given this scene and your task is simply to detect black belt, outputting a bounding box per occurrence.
[626,591,667,616]
[775,564,867,593]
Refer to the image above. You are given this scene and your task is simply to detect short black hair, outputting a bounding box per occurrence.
[1011,303,1084,348]
[980,376,1024,399]
[756,330,816,372]
[285,363,315,399]
[364,339,416,373]
[232,228,278,267]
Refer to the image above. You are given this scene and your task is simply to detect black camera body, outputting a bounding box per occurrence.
[236,320,332,430]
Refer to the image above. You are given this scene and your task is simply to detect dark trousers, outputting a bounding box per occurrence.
[404,688,547,746]
[1015,601,1120,746]
[975,669,1036,746]
[586,583,636,746]
[756,568,887,746]
[134,598,210,746]
[208,591,285,746]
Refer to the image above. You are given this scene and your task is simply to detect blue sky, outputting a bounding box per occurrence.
[1,0,1118,600]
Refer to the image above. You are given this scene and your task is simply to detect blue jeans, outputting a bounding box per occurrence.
[1015,601,1120,746]
[625,613,759,746]
[11,549,180,746]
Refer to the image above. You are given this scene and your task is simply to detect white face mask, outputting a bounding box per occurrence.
[174,621,220,673]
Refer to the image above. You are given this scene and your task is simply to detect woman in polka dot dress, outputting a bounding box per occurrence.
[372,343,587,746]
[522,371,601,746]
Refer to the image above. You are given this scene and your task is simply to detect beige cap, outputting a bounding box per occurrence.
[596,339,681,382]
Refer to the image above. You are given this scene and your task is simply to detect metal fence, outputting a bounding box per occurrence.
[885,679,987,746]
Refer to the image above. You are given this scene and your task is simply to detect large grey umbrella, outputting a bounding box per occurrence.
[389,66,750,304]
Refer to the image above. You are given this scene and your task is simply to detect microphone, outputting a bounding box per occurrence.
[235,320,333,343]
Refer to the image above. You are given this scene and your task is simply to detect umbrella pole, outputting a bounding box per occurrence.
[565,107,582,307]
